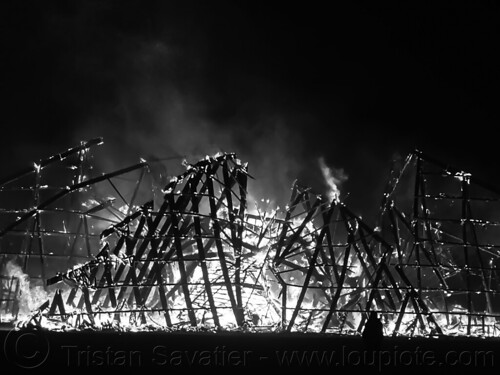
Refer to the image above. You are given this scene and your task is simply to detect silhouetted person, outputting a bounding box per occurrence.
[362,311,383,350]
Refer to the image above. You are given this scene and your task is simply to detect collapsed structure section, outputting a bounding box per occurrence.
[45,153,273,329]
[0,142,499,336]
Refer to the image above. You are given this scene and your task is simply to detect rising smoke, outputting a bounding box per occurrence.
[66,10,330,210]
[318,156,348,202]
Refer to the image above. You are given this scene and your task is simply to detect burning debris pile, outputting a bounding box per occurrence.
[0,140,500,337]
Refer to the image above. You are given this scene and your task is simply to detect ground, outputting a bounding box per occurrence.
[1,327,499,374]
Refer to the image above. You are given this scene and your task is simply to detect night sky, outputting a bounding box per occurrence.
[2,1,500,224]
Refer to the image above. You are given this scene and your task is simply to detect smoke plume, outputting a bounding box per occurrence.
[318,156,348,202]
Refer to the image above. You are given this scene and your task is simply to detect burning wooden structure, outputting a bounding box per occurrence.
[0,140,499,336]
[378,151,500,336]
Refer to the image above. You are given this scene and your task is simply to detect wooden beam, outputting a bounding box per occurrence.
[286,201,334,331]
[321,242,351,333]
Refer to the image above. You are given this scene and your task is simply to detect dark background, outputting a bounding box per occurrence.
[2,1,500,224]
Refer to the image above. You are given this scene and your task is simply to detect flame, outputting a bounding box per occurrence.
[3,260,49,321]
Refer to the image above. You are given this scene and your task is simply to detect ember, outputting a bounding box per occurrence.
[1,140,499,337]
